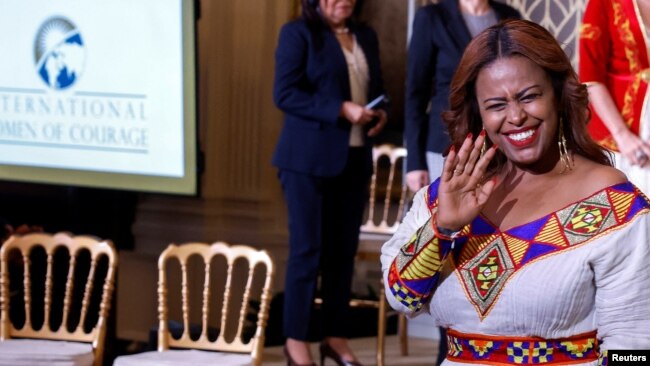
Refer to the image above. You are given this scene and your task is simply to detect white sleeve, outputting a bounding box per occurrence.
[593,212,650,349]
[380,185,434,316]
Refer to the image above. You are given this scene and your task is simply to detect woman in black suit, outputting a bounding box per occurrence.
[272,0,387,365]
[403,1,519,364]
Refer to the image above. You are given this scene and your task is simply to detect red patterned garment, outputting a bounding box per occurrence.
[579,0,650,151]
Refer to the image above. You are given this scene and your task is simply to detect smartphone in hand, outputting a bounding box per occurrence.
[365,94,388,129]
[366,94,388,110]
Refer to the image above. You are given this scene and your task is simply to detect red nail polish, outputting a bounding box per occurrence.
[479,129,486,137]
[466,132,473,139]
[450,145,455,152]
[492,144,499,150]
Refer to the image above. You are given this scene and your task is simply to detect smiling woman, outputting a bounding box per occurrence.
[475,56,560,169]
[381,19,650,365]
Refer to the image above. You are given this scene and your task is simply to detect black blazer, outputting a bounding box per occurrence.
[404,0,520,172]
[272,19,385,177]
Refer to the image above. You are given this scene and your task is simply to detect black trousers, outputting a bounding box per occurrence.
[279,148,368,340]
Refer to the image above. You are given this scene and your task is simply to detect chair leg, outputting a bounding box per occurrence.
[398,314,408,356]
[377,284,386,366]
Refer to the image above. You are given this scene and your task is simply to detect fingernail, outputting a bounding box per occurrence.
[466,132,473,140]
[450,145,455,152]
[492,144,499,150]
[479,129,486,137]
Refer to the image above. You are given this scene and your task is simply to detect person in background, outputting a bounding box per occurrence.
[403,1,519,362]
[273,0,387,365]
[383,19,650,365]
[580,0,650,194]
[404,0,519,192]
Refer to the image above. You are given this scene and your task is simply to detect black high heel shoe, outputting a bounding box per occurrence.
[319,342,363,366]
[284,345,317,366]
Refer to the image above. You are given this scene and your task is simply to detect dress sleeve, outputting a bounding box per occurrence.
[592,211,650,350]
[380,180,455,316]
[579,0,610,84]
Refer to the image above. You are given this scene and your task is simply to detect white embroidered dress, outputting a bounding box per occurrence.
[381,179,650,365]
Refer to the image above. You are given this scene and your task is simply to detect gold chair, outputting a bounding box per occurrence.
[314,144,409,366]
[113,241,274,366]
[0,232,118,366]
[356,144,410,366]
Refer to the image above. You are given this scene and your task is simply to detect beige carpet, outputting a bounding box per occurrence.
[262,335,439,366]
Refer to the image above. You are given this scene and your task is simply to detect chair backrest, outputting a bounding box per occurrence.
[361,144,409,236]
[0,232,117,357]
[157,242,274,363]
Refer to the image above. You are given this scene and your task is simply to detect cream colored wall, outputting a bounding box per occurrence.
[117,0,296,341]
[359,0,408,135]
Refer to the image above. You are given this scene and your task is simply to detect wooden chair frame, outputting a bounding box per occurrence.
[157,242,274,366]
[357,144,410,366]
[0,232,117,366]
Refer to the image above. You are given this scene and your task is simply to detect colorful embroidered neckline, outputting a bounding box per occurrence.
[427,180,650,319]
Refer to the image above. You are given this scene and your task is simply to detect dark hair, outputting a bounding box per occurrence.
[301,0,322,25]
[300,0,365,30]
[442,19,611,174]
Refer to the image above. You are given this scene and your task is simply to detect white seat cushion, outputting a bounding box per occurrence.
[114,349,253,366]
[0,339,94,366]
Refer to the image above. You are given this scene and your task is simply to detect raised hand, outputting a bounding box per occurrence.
[436,131,499,231]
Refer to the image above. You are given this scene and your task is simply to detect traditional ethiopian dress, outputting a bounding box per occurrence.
[381,179,650,365]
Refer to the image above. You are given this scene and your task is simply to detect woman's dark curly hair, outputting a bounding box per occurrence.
[442,19,611,175]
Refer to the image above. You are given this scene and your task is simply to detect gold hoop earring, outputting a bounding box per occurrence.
[558,118,573,173]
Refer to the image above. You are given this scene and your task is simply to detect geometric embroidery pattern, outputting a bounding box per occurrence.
[458,237,515,316]
[531,342,554,364]
[599,350,608,366]
[387,178,650,319]
[388,264,427,312]
[558,337,596,359]
[448,335,463,357]
[388,180,454,311]
[468,339,498,359]
[400,219,445,280]
[446,182,650,319]
[446,329,599,365]
[562,202,611,236]
[507,342,531,364]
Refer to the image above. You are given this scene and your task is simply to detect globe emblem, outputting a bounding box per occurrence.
[34,17,85,90]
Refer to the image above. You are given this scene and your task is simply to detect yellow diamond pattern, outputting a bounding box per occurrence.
[569,206,605,233]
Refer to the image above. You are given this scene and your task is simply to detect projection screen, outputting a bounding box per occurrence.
[0,0,198,195]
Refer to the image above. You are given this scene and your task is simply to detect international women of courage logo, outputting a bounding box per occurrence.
[34,17,86,90]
